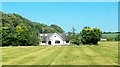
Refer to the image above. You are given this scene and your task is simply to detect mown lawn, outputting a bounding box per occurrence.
[1,41,118,65]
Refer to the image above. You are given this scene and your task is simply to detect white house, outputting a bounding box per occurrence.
[39,33,69,46]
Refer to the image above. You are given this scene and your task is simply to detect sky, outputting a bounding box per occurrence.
[1,0,120,2]
[2,2,118,32]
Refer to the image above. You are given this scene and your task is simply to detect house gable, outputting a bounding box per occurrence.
[49,33,63,40]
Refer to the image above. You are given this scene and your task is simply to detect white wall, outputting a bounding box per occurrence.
[39,42,48,46]
[49,33,64,45]
[63,41,70,45]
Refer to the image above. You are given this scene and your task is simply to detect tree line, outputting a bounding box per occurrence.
[65,27,102,45]
[102,32,120,34]
[67,27,120,45]
[1,12,119,46]
[102,32,120,41]
[1,12,64,46]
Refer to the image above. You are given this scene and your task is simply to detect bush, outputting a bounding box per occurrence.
[115,34,120,41]
[80,27,102,45]
[70,34,81,45]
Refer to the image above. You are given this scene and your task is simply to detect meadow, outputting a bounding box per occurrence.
[102,33,118,39]
[1,41,118,65]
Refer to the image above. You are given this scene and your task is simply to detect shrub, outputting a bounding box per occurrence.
[80,27,102,45]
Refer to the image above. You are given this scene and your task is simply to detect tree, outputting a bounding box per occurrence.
[15,23,39,46]
[64,32,72,42]
[50,24,64,33]
[28,28,39,46]
[2,27,11,46]
[15,25,29,46]
[80,27,102,45]
[70,33,81,45]
[1,11,64,46]
[115,33,120,41]
[66,27,81,45]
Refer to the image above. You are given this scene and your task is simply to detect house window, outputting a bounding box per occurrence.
[55,40,60,44]
[66,41,69,43]
[42,41,46,43]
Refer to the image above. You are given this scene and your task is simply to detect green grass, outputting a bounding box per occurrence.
[1,41,118,65]
[102,33,118,39]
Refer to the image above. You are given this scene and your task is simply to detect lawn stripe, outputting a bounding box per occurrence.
[2,46,41,56]
[82,46,106,64]
[2,47,28,55]
[80,46,117,65]
[50,46,75,65]
[90,46,118,65]
[2,46,38,56]
[10,46,53,65]
[32,46,64,65]
[69,46,86,64]
[2,47,21,53]
[50,47,64,65]
[51,46,93,65]
[78,46,97,64]
[2,41,118,65]
[2,46,50,65]
[2,46,44,62]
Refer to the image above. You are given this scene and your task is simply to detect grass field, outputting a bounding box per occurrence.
[1,41,118,65]
[102,33,118,39]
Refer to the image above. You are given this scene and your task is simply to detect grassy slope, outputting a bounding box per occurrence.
[1,41,118,65]
[102,34,118,38]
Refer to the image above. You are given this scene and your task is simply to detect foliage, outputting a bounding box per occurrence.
[50,24,64,33]
[102,31,119,34]
[66,27,81,45]
[64,32,72,42]
[80,27,102,45]
[1,12,64,46]
[115,33,120,41]
[70,33,81,45]
[2,27,11,46]
[102,33,118,41]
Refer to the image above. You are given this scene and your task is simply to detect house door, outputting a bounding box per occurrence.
[48,41,51,45]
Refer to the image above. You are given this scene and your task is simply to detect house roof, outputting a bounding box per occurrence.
[56,33,66,39]
[40,33,67,40]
